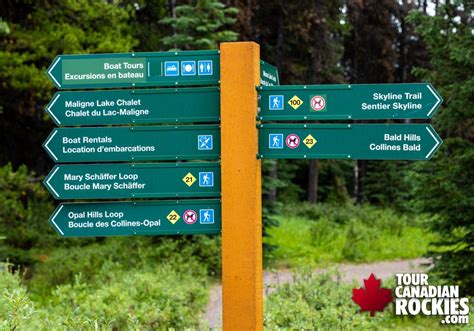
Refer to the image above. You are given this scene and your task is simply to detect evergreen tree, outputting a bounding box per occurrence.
[343,0,400,204]
[133,0,170,52]
[363,160,411,210]
[159,0,238,50]
[407,1,474,293]
[302,1,345,203]
[348,0,430,208]
[0,0,137,172]
[232,0,348,204]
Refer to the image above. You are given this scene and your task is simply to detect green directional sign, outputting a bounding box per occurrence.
[49,199,221,237]
[45,87,219,126]
[260,60,280,86]
[258,83,442,120]
[44,162,220,200]
[259,124,442,160]
[43,125,220,163]
[46,50,219,89]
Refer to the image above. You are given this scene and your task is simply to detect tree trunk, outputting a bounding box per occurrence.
[169,0,177,49]
[353,160,366,204]
[399,0,407,83]
[276,1,284,69]
[399,0,412,124]
[268,161,278,204]
[308,160,319,203]
[306,4,324,204]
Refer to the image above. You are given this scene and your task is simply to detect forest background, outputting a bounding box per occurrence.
[0,0,472,329]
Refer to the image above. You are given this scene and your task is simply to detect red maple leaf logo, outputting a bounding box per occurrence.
[352,273,392,317]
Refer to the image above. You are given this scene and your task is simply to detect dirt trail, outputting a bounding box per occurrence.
[204,258,431,329]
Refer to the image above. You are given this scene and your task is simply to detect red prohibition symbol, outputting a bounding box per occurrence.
[183,210,197,224]
[310,95,326,111]
[286,134,300,149]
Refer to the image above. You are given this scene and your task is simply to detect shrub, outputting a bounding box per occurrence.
[0,264,35,330]
[265,271,471,329]
[47,264,208,329]
[29,235,221,298]
[264,272,377,329]
[0,260,210,329]
[0,164,55,266]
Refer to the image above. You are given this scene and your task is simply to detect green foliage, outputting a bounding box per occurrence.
[270,160,352,205]
[0,0,137,100]
[0,1,471,327]
[160,0,238,50]
[267,160,303,203]
[407,2,474,294]
[0,265,35,331]
[363,161,413,211]
[266,203,434,268]
[28,236,221,298]
[133,0,170,52]
[317,160,352,203]
[344,0,400,83]
[408,3,474,138]
[265,272,379,329]
[265,272,471,329]
[0,18,10,36]
[262,159,283,256]
[0,235,221,329]
[0,260,209,329]
[0,0,138,169]
[0,164,55,265]
[408,140,474,294]
[47,266,207,329]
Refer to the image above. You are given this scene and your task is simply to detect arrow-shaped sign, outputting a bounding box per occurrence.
[43,162,221,200]
[45,87,220,126]
[258,124,442,160]
[49,200,221,237]
[258,83,442,120]
[42,124,220,163]
[260,60,280,87]
[46,51,220,89]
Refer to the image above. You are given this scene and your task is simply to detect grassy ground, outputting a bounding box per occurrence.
[265,203,436,268]
[263,204,452,329]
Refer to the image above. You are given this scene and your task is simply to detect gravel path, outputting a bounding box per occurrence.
[204,258,431,329]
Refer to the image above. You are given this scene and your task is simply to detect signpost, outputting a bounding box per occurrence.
[45,87,219,126]
[44,43,444,331]
[49,200,221,237]
[258,123,442,160]
[44,162,220,200]
[260,60,280,86]
[46,50,220,89]
[43,125,220,162]
[258,83,442,120]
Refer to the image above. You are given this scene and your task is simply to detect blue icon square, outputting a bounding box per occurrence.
[198,60,213,75]
[181,61,196,76]
[269,134,284,149]
[200,209,215,224]
[269,95,284,110]
[199,172,214,187]
[164,61,179,76]
[198,135,213,150]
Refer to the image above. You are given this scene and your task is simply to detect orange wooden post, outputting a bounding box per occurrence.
[220,42,263,330]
